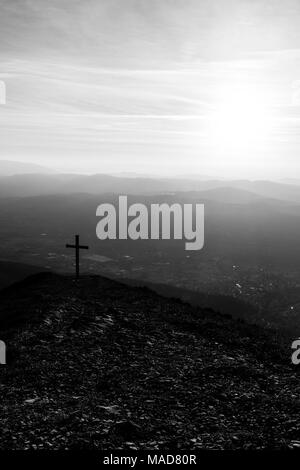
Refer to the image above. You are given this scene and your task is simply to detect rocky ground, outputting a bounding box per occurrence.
[0,272,299,450]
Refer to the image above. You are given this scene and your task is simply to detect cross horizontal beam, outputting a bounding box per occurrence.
[66,244,89,250]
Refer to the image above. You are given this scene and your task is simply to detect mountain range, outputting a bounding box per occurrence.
[0,167,300,203]
[0,160,55,176]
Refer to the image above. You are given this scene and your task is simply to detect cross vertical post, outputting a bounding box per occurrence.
[66,234,89,279]
[75,234,80,279]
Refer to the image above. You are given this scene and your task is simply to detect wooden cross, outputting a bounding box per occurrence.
[66,234,89,279]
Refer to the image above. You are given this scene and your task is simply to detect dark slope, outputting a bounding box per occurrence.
[121,278,257,322]
[0,273,298,450]
[0,260,50,290]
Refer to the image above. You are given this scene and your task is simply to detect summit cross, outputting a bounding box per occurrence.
[66,234,89,279]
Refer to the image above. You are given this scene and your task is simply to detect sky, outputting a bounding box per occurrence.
[1,0,300,178]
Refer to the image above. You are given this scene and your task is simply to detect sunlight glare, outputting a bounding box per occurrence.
[207,86,272,155]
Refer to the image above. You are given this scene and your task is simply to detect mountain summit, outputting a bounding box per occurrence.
[0,273,297,450]
[0,160,56,176]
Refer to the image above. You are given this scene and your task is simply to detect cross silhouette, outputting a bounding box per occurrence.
[66,234,89,279]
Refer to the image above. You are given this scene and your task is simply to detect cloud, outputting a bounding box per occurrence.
[1,1,300,177]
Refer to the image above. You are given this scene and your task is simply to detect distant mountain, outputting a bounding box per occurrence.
[0,172,300,203]
[232,180,300,204]
[181,187,264,204]
[0,160,56,176]
[0,272,296,450]
[280,178,300,186]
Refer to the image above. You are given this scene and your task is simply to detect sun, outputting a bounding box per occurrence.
[206,86,272,155]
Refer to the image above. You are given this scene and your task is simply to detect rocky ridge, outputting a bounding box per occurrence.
[0,273,298,450]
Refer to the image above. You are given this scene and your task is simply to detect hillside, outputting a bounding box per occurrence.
[0,273,298,450]
[0,261,50,290]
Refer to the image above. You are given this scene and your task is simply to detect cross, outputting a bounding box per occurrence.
[66,234,89,279]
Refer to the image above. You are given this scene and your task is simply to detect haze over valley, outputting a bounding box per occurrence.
[0,161,299,335]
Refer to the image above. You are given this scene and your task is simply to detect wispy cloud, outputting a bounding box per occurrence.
[1,1,300,177]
